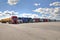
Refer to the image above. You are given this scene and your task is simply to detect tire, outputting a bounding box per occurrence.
[8,21,12,24]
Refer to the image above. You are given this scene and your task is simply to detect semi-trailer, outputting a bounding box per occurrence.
[0,16,18,24]
[33,18,40,22]
[18,17,33,23]
[0,16,57,24]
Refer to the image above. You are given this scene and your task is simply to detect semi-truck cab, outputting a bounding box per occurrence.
[8,16,18,24]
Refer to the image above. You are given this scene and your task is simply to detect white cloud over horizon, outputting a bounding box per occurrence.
[33,1,60,19]
[0,10,18,19]
[0,11,41,20]
[19,13,45,18]
[19,13,40,18]
[3,10,18,16]
[0,12,3,16]
[33,7,60,19]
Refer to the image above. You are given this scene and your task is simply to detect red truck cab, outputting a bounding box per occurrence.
[43,19,48,22]
[33,18,40,22]
[9,16,18,24]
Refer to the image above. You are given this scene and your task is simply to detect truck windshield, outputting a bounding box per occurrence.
[13,18,17,20]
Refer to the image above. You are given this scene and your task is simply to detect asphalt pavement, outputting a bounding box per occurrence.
[0,22,60,40]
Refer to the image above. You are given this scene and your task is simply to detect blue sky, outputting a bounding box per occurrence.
[0,0,60,20]
[0,0,59,11]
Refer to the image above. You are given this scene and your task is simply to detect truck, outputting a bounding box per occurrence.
[43,19,48,22]
[22,17,32,23]
[17,17,23,24]
[33,18,40,22]
[0,16,18,24]
[0,18,9,23]
[17,17,33,23]
[8,16,18,24]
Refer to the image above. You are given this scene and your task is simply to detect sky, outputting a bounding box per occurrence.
[0,0,60,20]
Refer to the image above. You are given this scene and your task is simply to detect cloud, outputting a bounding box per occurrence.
[0,11,3,16]
[8,0,19,5]
[0,10,18,19]
[33,8,54,14]
[19,13,40,18]
[34,3,40,6]
[2,10,18,16]
[33,7,60,19]
[50,2,60,6]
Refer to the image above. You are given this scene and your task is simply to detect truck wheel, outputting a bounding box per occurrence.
[8,21,11,24]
